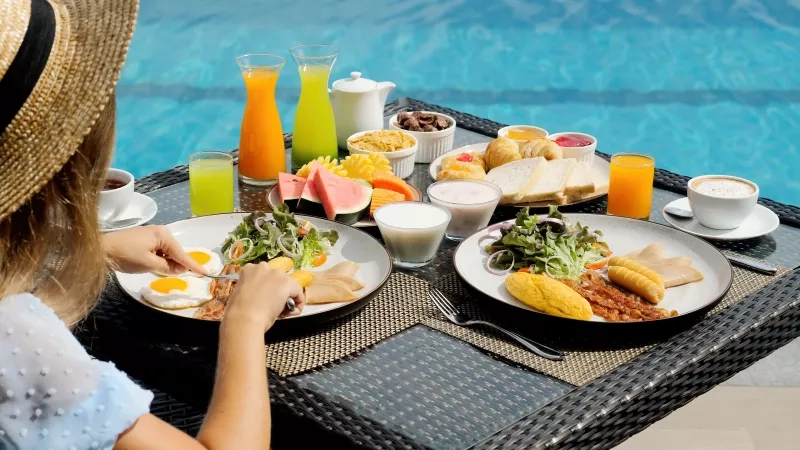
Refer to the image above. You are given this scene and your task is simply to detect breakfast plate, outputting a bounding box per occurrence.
[428,144,610,208]
[662,197,780,241]
[115,212,392,327]
[454,212,733,332]
[266,183,422,227]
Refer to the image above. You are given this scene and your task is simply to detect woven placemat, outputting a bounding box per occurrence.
[266,264,788,385]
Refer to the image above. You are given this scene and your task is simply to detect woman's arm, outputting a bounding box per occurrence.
[114,319,270,450]
[114,263,303,450]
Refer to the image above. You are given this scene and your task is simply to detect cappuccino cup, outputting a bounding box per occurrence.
[99,168,134,223]
[687,175,758,230]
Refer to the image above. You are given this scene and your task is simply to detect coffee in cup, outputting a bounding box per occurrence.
[99,168,134,223]
[687,175,758,230]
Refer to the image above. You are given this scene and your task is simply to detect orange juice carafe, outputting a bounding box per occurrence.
[606,153,655,220]
[235,54,286,186]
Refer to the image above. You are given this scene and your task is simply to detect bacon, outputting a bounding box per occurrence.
[561,270,677,322]
[194,263,241,321]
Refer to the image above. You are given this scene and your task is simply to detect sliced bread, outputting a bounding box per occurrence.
[515,158,577,203]
[564,162,595,196]
[486,157,547,204]
[555,177,609,204]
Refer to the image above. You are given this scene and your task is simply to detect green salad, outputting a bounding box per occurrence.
[221,203,339,269]
[485,206,609,280]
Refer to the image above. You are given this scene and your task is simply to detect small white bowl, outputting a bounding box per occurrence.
[547,132,597,164]
[388,111,456,164]
[497,125,549,153]
[347,130,418,179]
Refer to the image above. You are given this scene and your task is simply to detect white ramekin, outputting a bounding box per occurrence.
[347,130,418,179]
[497,125,549,153]
[547,132,597,165]
[388,111,456,163]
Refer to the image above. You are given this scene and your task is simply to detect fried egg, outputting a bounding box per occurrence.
[141,276,212,309]
[182,247,223,276]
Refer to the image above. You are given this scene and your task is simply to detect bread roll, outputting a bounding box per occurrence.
[521,137,563,160]
[484,137,522,169]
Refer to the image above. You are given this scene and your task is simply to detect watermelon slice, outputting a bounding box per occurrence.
[295,162,326,218]
[314,166,373,225]
[277,173,306,211]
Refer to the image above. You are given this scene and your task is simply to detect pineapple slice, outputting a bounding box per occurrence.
[296,156,347,178]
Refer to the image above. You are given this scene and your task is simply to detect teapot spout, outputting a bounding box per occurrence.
[376,81,396,109]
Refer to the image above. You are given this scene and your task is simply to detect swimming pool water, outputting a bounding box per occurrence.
[116,0,800,206]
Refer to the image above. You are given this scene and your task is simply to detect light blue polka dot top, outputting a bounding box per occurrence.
[0,294,153,450]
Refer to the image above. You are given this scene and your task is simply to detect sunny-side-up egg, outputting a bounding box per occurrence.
[181,247,223,276]
[140,276,213,310]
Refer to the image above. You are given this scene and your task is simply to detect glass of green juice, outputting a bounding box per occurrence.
[189,151,235,216]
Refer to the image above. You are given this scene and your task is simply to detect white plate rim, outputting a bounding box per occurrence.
[114,212,393,322]
[452,214,734,324]
[661,198,780,241]
[266,183,423,227]
[427,144,610,208]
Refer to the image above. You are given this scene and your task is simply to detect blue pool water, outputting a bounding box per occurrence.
[116,0,800,206]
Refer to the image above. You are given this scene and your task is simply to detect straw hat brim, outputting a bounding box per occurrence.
[0,0,139,220]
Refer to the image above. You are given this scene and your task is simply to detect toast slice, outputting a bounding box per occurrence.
[564,162,595,196]
[515,159,576,203]
[486,157,547,204]
[555,178,609,204]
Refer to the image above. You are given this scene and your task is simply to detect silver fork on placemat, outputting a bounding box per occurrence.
[428,288,564,361]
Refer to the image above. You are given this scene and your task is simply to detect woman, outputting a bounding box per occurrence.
[0,0,303,448]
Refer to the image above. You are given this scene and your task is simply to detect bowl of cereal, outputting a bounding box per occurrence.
[389,111,456,163]
[347,129,418,179]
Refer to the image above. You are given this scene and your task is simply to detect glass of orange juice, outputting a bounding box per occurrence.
[607,153,655,220]
[189,151,235,216]
[235,54,286,186]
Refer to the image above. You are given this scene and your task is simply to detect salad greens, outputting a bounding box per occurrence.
[486,206,609,280]
[221,203,339,269]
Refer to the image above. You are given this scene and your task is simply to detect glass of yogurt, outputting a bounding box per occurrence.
[427,180,502,241]
[373,202,451,268]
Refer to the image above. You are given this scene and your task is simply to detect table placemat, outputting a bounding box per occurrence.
[267,264,788,386]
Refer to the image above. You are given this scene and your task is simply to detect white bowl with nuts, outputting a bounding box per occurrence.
[389,111,456,163]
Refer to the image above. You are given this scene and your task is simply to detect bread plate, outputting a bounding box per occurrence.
[428,144,610,209]
[266,183,422,227]
[454,214,733,340]
[115,212,392,330]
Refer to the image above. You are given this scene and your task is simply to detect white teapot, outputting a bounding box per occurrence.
[330,72,395,149]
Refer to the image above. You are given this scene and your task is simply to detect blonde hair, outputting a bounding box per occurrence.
[0,94,117,328]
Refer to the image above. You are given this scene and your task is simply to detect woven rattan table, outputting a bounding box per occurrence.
[78,99,800,450]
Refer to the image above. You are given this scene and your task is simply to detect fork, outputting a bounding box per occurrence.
[202,273,296,312]
[428,288,564,361]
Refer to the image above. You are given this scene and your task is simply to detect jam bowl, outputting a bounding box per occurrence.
[547,132,597,164]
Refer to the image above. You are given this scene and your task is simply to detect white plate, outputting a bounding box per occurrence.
[428,144,611,208]
[100,192,158,232]
[266,183,422,227]
[662,197,780,241]
[454,214,733,324]
[115,212,392,321]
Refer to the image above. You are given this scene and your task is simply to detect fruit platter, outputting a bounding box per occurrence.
[269,154,422,227]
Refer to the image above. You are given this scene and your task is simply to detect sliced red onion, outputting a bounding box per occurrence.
[538,217,564,227]
[544,256,567,278]
[485,250,515,276]
[277,234,299,259]
[486,222,512,233]
[228,238,254,261]
[253,216,270,235]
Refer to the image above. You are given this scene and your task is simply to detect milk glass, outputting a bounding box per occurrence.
[374,202,451,269]
[427,180,502,241]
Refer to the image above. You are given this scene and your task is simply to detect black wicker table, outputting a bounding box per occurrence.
[79,99,800,450]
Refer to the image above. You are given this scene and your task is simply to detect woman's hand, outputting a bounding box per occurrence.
[225,262,305,331]
[102,225,209,275]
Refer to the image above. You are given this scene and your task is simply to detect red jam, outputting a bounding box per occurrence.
[456,153,474,162]
[553,135,593,148]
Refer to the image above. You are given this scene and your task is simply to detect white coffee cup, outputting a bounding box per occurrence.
[98,168,134,223]
[687,175,759,230]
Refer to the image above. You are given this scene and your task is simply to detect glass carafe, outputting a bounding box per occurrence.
[235,53,286,186]
[290,44,339,169]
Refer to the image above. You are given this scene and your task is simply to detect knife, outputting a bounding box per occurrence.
[725,254,778,276]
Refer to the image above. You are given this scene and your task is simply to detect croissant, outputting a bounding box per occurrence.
[521,137,562,160]
[484,137,522,169]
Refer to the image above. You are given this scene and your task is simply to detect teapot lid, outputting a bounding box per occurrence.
[332,72,377,93]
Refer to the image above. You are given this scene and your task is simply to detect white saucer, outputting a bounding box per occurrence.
[100,192,158,232]
[662,197,779,241]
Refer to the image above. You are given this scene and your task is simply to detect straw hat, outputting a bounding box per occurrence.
[0,0,138,220]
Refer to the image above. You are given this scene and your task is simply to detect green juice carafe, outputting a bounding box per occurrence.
[290,44,339,169]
